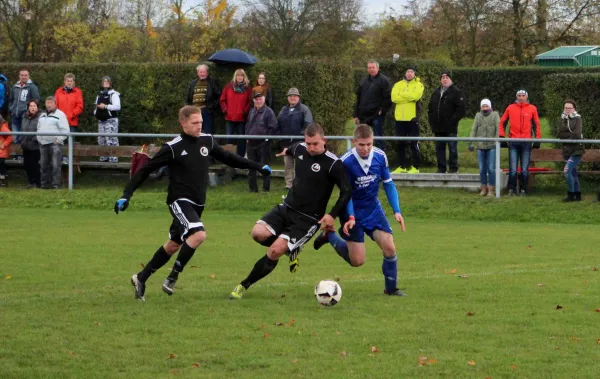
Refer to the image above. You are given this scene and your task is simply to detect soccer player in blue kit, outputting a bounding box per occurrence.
[313,124,407,296]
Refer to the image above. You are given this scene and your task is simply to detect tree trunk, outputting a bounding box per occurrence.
[536,0,548,53]
[512,0,524,65]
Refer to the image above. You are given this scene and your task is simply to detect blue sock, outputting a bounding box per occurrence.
[327,232,351,265]
[382,255,398,292]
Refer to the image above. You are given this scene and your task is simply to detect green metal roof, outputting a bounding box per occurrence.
[536,46,599,60]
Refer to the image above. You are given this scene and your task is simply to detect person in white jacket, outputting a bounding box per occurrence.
[37,96,69,189]
[94,76,121,163]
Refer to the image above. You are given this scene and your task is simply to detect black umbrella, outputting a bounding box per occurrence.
[208,49,258,65]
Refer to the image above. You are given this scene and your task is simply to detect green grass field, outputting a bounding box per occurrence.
[2,178,600,378]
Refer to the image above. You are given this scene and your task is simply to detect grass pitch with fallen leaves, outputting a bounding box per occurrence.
[2,204,600,378]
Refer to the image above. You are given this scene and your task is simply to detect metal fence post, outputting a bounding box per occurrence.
[495,140,501,198]
[346,138,352,151]
[68,135,74,190]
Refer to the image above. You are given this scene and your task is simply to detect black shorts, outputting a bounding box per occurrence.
[168,199,205,243]
[257,204,319,253]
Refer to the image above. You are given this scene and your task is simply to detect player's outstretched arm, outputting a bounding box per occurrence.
[342,199,356,236]
[382,176,405,231]
[115,145,172,214]
[210,142,271,176]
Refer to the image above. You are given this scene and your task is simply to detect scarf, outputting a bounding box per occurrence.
[234,82,247,93]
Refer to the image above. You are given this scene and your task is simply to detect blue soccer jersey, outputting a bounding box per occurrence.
[340,146,391,215]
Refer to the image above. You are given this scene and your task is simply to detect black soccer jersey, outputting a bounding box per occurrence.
[283,143,352,220]
[122,132,263,205]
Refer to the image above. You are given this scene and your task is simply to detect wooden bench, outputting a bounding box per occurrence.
[524,148,600,190]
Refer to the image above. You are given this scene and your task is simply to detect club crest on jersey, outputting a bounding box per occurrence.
[311,163,320,172]
[200,147,208,156]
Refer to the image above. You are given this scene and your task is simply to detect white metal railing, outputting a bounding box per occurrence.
[2,131,598,198]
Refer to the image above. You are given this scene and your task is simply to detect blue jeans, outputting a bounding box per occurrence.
[477,148,496,186]
[201,108,214,135]
[40,143,62,188]
[226,121,246,157]
[69,126,78,133]
[508,142,531,191]
[564,155,581,192]
[11,115,23,144]
[368,114,385,151]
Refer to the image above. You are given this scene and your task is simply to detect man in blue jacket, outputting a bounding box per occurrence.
[0,74,8,117]
[246,92,278,193]
[277,88,313,189]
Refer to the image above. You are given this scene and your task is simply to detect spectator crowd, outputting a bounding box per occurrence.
[0,62,597,202]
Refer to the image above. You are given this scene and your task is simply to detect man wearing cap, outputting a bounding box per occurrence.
[499,89,541,196]
[94,76,121,163]
[353,60,392,150]
[391,66,424,174]
[427,70,466,173]
[246,92,278,192]
[277,88,313,189]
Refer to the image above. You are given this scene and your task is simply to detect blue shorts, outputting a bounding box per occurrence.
[338,206,393,243]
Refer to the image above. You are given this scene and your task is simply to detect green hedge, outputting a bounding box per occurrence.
[452,66,600,117]
[544,73,600,140]
[0,61,354,152]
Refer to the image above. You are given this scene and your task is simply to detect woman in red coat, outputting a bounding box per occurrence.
[0,115,14,187]
[220,69,252,157]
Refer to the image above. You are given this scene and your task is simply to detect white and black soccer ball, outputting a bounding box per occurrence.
[314,280,342,307]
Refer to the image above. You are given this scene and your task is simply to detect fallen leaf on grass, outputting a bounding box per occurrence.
[511,364,518,370]
[458,275,469,279]
[312,332,319,336]
[209,274,216,279]
[556,305,563,310]
[584,280,587,285]
[336,331,341,335]
[595,308,600,313]
[570,336,582,341]
[264,333,270,339]
[192,363,200,368]
[287,319,295,327]
[597,339,600,344]
[168,353,177,359]
[371,346,380,353]
[281,293,286,298]
[467,360,476,366]
[450,269,457,274]
[94,322,101,326]
[68,351,77,356]
[170,369,180,375]
[5,274,11,280]
[140,263,145,268]
[418,356,438,366]
[190,265,200,268]
[466,312,475,316]
[334,276,341,282]
[527,245,532,248]
[593,267,598,271]
[340,351,349,357]
[537,283,544,287]
[290,359,298,363]
[275,322,283,326]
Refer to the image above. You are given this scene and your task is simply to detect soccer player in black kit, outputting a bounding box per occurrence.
[114,106,271,301]
[229,122,352,299]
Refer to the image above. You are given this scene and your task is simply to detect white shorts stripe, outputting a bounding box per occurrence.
[256,220,277,236]
[286,224,319,252]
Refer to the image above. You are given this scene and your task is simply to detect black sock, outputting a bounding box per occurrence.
[257,235,278,247]
[240,254,278,289]
[168,242,196,279]
[137,246,172,282]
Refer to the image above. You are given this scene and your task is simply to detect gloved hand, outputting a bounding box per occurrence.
[468,144,474,152]
[260,165,272,176]
[532,141,541,149]
[114,198,129,214]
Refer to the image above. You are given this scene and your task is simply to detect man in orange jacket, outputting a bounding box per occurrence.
[55,73,84,134]
[499,89,541,196]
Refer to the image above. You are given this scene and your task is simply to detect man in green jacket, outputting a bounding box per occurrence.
[391,66,424,174]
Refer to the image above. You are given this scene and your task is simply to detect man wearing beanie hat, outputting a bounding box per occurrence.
[94,76,121,163]
[498,89,541,196]
[427,69,466,173]
[353,60,392,150]
[391,66,424,174]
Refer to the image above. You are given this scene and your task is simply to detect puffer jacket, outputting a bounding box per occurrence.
[21,111,41,151]
[0,122,13,159]
[470,111,499,150]
[557,112,584,158]
[37,109,69,145]
[427,84,467,134]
